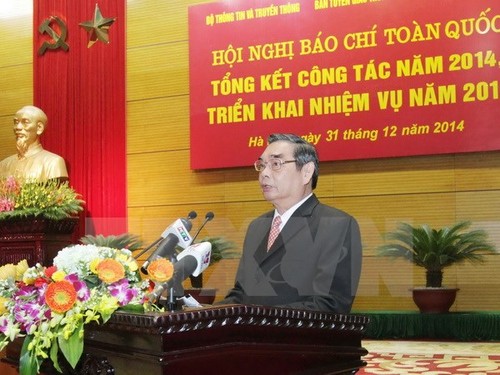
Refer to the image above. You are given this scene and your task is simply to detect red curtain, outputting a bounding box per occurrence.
[33,0,127,236]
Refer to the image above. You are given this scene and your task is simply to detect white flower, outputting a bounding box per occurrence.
[54,244,104,276]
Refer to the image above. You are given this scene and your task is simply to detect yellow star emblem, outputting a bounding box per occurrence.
[79,4,116,48]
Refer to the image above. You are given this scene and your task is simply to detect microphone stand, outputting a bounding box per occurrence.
[190,212,215,244]
[133,238,162,260]
[167,254,178,311]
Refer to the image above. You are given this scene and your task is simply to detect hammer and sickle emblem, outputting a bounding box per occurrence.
[38,16,69,55]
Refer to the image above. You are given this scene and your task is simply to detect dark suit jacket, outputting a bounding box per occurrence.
[218,194,362,313]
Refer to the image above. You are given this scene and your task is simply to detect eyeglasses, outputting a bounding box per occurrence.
[254,158,297,172]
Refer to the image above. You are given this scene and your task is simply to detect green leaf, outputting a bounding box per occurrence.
[58,323,84,369]
[49,339,63,373]
[80,233,143,251]
[19,335,40,375]
[118,304,145,313]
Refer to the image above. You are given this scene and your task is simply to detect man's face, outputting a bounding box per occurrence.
[257,140,311,212]
[13,110,42,155]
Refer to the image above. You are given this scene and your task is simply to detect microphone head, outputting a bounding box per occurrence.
[180,218,193,232]
[161,218,193,248]
[205,212,215,221]
[176,242,212,277]
[155,233,179,258]
[187,211,197,220]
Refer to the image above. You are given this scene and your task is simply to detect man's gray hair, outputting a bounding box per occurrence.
[268,133,319,189]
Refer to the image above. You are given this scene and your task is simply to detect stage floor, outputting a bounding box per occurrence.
[359,340,500,374]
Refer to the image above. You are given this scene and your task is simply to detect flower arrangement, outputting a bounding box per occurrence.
[0,244,156,375]
[0,176,84,221]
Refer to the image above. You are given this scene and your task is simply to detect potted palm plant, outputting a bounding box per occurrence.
[377,221,496,313]
[80,233,143,252]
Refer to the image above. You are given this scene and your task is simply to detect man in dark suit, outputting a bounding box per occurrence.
[218,133,362,313]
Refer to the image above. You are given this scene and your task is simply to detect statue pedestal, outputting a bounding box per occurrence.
[0,217,79,266]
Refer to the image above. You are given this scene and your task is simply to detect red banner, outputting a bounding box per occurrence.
[35,1,127,235]
[189,0,499,169]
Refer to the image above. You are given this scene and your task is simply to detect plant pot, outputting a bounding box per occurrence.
[412,287,459,313]
[189,274,203,288]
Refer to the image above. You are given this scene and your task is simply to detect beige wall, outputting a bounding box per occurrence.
[0,5,33,159]
[1,0,499,311]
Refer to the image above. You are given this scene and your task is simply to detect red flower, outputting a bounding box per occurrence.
[45,280,77,313]
[45,266,57,279]
[147,279,155,292]
[34,277,49,288]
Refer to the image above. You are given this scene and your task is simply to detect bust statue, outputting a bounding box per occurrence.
[0,105,68,182]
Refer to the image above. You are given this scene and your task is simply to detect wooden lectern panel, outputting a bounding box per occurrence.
[82,305,369,375]
[4,305,369,374]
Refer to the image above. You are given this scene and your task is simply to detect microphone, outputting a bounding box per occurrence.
[141,212,197,274]
[134,211,197,260]
[190,211,215,244]
[177,241,212,277]
[147,241,212,302]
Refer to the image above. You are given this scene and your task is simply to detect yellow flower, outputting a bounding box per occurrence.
[15,260,29,280]
[89,258,101,274]
[96,294,119,317]
[126,258,139,272]
[60,313,84,340]
[0,260,30,281]
[116,253,128,262]
[23,274,36,285]
[0,263,16,280]
[51,270,66,281]
[0,296,9,315]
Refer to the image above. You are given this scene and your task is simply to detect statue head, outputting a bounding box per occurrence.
[13,105,48,157]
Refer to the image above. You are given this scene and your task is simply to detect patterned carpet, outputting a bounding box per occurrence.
[358,340,500,374]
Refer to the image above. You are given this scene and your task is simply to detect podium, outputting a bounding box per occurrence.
[0,217,79,266]
[4,305,369,374]
[73,305,368,374]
